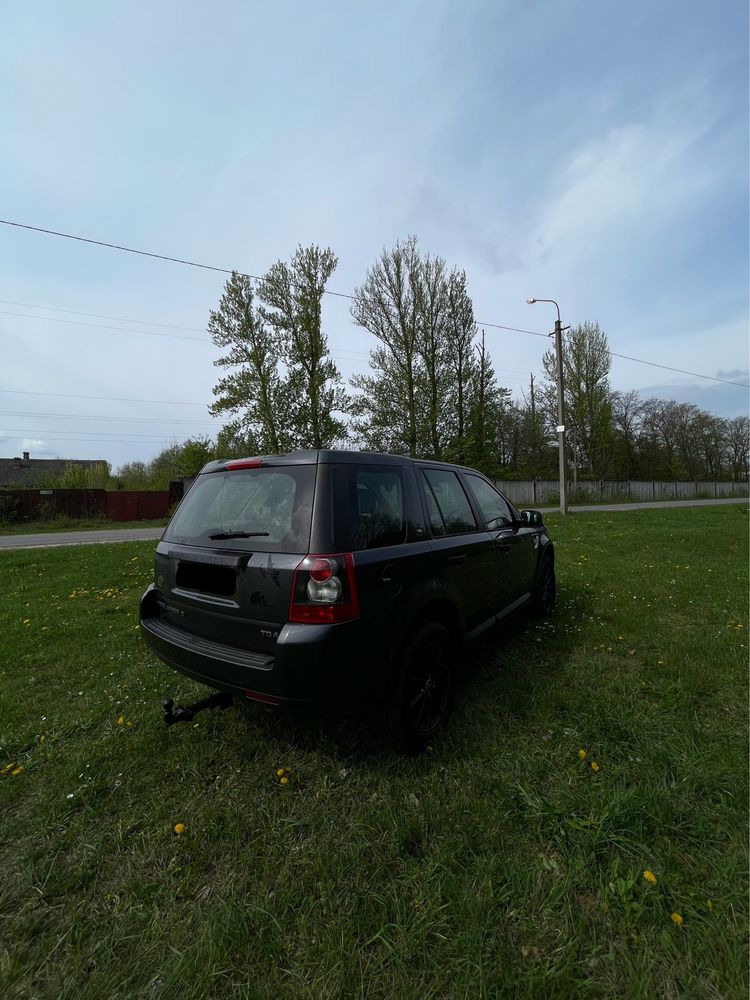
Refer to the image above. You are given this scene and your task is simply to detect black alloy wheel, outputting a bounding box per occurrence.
[377,622,456,753]
[533,555,556,616]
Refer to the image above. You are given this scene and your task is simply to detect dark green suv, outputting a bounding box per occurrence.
[140,450,555,751]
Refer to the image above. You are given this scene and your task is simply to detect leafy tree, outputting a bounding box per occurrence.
[59,461,111,489]
[259,245,348,449]
[542,322,613,477]
[209,272,291,454]
[442,269,477,464]
[114,461,150,490]
[350,236,423,456]
[726,415,750,480]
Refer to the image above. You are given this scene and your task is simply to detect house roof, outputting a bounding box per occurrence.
[0,457,107,488]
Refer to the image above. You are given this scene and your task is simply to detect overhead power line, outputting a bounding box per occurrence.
[0,299,206,333]
[0,409,218,424]
[1,217,747,387]
[1,307,372,359]
[0,388,206,407]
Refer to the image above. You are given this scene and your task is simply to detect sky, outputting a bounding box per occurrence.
[1,0,748,470]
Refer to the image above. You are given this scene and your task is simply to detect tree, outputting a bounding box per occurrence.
[726,415,750,481]
[350,236,423,456]
[442,269,478,464]
[465,331,508,476]
[611,389,643,479]
[542,321,613,477]
[208,272,291,454]
[259,245,348,449]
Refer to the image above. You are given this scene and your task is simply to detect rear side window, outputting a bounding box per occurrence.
[420,469,477,536]
[333,465,406,550]
[163,466,315,552]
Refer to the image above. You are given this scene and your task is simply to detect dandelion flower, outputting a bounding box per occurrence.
[11,766,24,776]
[643,870,657,884]
[126,721,133,728]
[670,912,683,925]
[174,823,186,835]
[591,761,600,772]
[276,768,286,778]
[116,716,124,726]
[706,900,713,911]
[2,762,14,774]
[280,776,290,786]
[578,749,587,760]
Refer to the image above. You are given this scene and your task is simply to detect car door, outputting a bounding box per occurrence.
[417,467,498,635]
[461,472,537,610]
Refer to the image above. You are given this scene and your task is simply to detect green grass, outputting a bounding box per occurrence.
[0,517,167,536]
[0,506,747,999]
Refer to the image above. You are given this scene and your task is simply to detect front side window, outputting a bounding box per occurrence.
[464,473,514,529]
[420,469,477,536]
[164,466,315,552]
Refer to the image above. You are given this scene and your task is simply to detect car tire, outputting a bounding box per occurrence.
[532,554,556,616]
[376,622,456,754]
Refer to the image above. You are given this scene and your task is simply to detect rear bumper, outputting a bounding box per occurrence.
[139,585,389,711]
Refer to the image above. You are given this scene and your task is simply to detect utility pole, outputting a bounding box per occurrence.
[572,423,578,492]
[529,372,536,478]
[553,315,568,515]
[527,298,568,515]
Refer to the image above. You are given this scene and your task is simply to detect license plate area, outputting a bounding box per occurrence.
[175,560,237,596]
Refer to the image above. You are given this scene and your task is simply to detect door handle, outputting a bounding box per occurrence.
[446,553,466,566]
[495,542,511,553]
[381,564,399,583]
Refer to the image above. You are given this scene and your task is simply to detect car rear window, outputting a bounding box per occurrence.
[163,466,315,552]
[332,465,407,550]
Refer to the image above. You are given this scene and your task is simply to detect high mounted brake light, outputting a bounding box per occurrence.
[289,553,360,624]
[226,458,263,470]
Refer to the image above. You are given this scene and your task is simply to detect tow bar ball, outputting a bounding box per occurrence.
[162,691,233,726]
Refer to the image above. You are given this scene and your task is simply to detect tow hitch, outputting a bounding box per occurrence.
[162,691,233,726]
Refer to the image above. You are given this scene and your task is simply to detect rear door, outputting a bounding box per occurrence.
[461,472,537,608]
[417,467,498,634]
[152,463,316,656]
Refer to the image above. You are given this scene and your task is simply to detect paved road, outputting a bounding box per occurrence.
[0,526,165,551]
[0,497,746,551]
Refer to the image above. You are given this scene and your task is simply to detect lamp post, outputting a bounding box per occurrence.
[527,297,568,515]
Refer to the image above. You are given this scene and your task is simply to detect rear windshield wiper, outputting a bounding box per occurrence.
[208,530,270,540]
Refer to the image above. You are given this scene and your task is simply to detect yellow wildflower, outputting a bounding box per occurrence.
[670,912,683,925]
[2,762,14,773]
[126,721,133,728]
[706,900,713,911]
[643,870,657,884]
[280,776,290,786]
[11,766,24,776]
[174,823,186,835]
[578,749,587,759]
[591,761,600,772]
[276,768,286,778]
[116,716,124,725]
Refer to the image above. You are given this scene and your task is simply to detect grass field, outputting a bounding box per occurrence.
[0,505,747,999]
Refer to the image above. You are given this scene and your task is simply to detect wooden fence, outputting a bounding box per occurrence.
[0,489,171,522]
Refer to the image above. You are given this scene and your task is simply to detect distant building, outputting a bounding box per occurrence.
[0,451,108,488]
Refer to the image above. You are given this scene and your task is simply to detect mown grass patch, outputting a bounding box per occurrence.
[0,506,747,999]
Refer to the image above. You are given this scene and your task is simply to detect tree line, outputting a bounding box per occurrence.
[111,236,748,487]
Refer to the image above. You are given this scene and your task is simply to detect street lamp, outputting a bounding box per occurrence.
[527,297,568,515]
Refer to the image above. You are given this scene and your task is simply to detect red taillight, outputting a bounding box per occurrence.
[226,458,263,470]
[289,553,360,624]
[309,558,333,583]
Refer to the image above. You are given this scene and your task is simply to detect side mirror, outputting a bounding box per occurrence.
[520,509,543,526]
